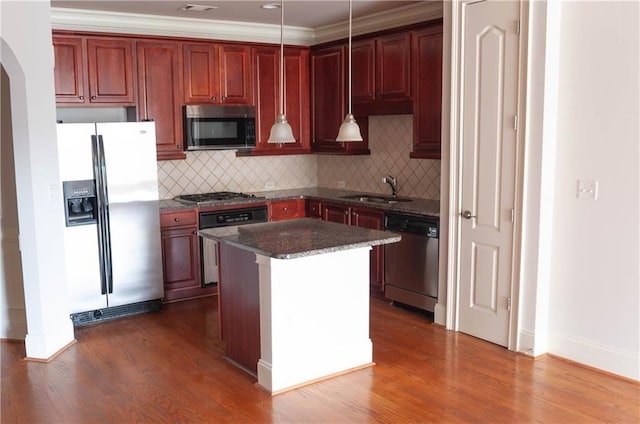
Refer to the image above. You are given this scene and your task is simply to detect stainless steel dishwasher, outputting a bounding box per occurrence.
[384,212,439,313]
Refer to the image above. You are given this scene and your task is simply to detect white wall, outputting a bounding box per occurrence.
[1,0,75,357]
[545,1,639,380]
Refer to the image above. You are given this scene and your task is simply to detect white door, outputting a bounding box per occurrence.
[457,0,520,346]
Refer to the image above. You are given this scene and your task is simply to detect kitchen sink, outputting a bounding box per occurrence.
[340,194,412,204]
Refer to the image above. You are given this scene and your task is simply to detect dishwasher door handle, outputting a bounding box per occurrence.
[461,210,476,220]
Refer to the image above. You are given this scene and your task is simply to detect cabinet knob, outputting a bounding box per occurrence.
[91,96,96,100]
[174,217,181,222]
[176,144,182,149]
[79,96,84,100]
[221,96,227,101]
[211,96,217,101]
[282,207,288,211]
[344,211,349,215]
[192,230,197,235]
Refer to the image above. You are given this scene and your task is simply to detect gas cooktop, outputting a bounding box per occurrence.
[174,191,259,205]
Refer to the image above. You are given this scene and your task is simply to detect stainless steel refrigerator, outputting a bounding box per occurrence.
[57,122,163,325]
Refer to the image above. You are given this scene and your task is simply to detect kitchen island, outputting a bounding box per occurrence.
[199,218,400,395]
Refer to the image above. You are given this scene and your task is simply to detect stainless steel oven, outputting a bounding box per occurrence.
[198,206,268,286]
[384,212,439,313]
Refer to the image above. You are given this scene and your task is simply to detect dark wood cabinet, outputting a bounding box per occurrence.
[352,33,412,114]
[322,202,351,224]
[311,46,370,155]
[305,199,323,219]
[268,199,304,221]
[160,209,214,302]
[239,46,310,156]
[321,202,385,297]
[410,23,443,159]
[136,40,186,160]
[182,43,252,105]
[53,35,135,105]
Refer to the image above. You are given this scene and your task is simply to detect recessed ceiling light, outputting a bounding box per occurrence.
[180,4,218,12]
[261,3,281,10]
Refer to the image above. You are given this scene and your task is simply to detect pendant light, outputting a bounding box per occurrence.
[267,0,296,144]
[336,0,363,142]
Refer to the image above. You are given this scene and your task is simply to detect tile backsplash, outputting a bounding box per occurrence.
[318,115,440,200]
[157,115,440,200]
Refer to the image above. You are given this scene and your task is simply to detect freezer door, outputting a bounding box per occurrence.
[97,122,164,305]
[57,123,108,312]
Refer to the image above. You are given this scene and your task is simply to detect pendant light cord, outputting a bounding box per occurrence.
[279,0,285,116]
[347,0,353,115]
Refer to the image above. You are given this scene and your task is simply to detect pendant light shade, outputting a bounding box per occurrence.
[336,0,362,142]
[268,0,296,144]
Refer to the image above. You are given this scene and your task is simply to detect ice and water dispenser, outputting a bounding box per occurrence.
[63,180,97,227]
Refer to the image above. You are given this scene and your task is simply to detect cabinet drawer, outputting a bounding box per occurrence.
[160,209,197,228]
[269,199,302,221]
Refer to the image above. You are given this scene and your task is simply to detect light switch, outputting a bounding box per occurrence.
[577,179,598,200]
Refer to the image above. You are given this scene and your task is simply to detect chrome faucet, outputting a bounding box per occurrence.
[382,175,398,197]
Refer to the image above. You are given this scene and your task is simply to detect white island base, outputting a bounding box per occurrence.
[255,247,373,395]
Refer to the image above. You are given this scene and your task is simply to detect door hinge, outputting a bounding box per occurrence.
[516,20,520,36]
[513,115,519,131]
[507,297,512,311]
[511,208,515,224]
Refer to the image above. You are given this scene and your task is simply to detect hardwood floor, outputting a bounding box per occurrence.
[2,296,638,423]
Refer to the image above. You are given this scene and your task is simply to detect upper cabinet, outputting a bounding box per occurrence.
[53,35,135,105]
[239,46,310,156]
[410,22,443,159]
[352,33,413,115]
[310,45,369,155]
[136,40,186,161]
[182,43,252,105]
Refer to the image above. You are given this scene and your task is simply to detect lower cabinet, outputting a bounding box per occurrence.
[321,202,386,298]
[268,199,304,221]
[160,209,215,302]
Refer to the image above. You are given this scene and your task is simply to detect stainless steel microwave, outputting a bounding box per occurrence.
[183,105,256,151]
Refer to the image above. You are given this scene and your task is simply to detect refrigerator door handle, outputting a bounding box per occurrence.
[91,135,109,296]
[97,135,114,294]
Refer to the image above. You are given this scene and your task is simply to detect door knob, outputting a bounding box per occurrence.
[461,210,476,220]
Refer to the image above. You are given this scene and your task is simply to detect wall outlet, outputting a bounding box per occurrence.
[577,179,598,200]
[264,181,275,190]
[337,180,346,188]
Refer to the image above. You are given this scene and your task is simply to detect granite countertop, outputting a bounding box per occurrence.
[160,187,440,218]
[199,218,401,259]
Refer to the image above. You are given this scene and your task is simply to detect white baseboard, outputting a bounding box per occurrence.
[0,306,27,340]
[434,302,446,326]
[548,331,640,381]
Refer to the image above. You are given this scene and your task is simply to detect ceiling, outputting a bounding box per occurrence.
[50,1,425,29]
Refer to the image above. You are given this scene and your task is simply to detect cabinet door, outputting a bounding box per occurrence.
[86,38,135,104]
[161,226,200,291]
[351,39,376,103]
[137,41,185,160]
[323,203,351,225]
[411,24,443,159]
[218,44,252,105]
[53,36,86,103]
[183,43,218,104]
[377,32,412,101]
[305,199,323,219]
[311,46,370,155]
[311,46,345,148]
[246,46,310,155]
[351,206,385,298]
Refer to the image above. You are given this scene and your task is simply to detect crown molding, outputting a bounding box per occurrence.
[50,8,315,46]
[51,2,443,47]
[314,2,444,44]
